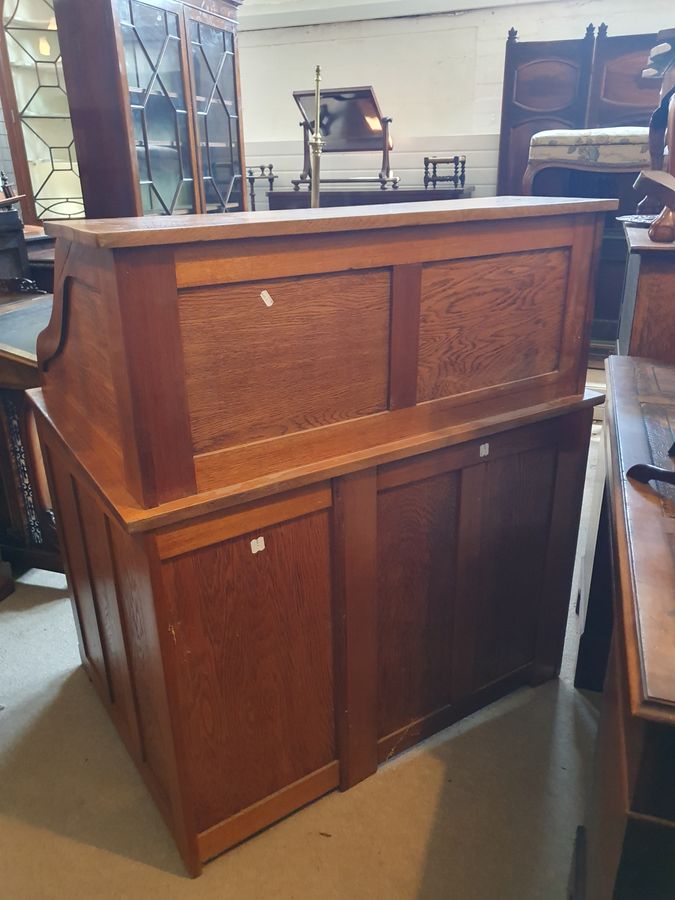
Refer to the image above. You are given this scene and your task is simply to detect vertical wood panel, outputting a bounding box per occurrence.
[377,471,459,739]
[388,263,422,410]
[332,468,379,789]
[107,247,197,506]
[75,488,142,757]
[451,462,486,702]
[533,408,593,682]
[452,425,560,698]
[40,443,88,666]
[162,510,335,833]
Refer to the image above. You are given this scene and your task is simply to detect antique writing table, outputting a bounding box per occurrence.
[31,197,612,874]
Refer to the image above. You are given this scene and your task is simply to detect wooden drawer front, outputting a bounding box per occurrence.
[161,509,336,833]
[377,471,460,740]
[179,269,391,454]
[417,248,569,402]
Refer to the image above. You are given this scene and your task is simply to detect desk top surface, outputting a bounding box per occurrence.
[606,355,675,723]
[0,293,52,357]
[44,196,617,249]
[625,225,675,254]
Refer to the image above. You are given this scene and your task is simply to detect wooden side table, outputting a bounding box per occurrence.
[618,226,675,362]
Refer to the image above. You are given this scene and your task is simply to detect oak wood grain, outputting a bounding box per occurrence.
[179,270,390,453]
[196,762,339,862]
[27,387,603,533]
[389,264,422,410]
[43,197,617,248]
[161,510,336,832]
[173,218,577,289]
[332,469,379,789]
[108,247,197,506]
[376,471,459,738]
[417,248,568,402]
[155,482,332,559]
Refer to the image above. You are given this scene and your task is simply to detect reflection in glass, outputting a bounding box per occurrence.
[117,0,195,215]
[3,0,84,218]
[190,19,242,213]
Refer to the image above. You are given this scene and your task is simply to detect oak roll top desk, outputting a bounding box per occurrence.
[31,197,613,874]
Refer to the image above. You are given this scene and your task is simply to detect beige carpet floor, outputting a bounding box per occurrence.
[0,429,603,900]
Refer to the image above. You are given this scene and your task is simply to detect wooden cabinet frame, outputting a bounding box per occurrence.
[53,0,247,218]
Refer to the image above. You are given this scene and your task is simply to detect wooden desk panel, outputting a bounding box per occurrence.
[32,200,610,875]
[618,228,675,364]
[179,269,391,453]
[417,248,569,401]
[39,200,611,509]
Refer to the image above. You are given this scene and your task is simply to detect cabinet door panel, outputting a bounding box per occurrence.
[162,510,335,833]
[377,471,460,739]
[467,445,557,692]
[116,0,198,215]
[185,9,244,212]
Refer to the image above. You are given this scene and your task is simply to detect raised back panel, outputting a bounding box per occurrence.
[513,58,581,111]
[497,31,595,195]
[377,470,460,739]
[586,32,660,127]
[161,510,336,832]
[179,269,391,454]
[417,248,569,403]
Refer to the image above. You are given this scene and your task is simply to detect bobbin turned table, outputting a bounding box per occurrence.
[31,197,611,874]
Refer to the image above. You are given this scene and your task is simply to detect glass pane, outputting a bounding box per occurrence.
[190,19,243,212]
[118,0,195,215]
[4,0,84,219]
[120,21,153,93]
[131,1,167,66]
[22,84,69,117]
[159,34,185,108]
[115,0,133,26]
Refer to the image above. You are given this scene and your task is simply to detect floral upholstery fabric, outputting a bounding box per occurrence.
[528,127,650,169]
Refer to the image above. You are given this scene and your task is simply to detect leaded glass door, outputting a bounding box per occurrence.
[186,9,244,213]
[116,0,197,215]
[2,0,84,221]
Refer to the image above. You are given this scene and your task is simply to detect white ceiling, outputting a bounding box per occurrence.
[238,0,555,31]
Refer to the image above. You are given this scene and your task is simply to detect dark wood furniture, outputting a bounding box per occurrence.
[618,227,675,361]
[498,26,660,197]
[497,25,595,197]
[573,356,675,900]
[53,0,247,218]
[0,293,61,571]
[587,25,663,128]
[267,186,472,210]
[498,27,661,352]
[31,196,612,875]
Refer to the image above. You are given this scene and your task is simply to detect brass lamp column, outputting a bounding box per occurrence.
[309,65,324,208]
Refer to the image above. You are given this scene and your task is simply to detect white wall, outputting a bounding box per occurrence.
[238,0,671,202]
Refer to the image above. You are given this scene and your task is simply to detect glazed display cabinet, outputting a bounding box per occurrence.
[0,0,84,224]
[53,0,247,218]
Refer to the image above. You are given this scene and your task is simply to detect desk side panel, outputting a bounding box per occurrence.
[35,412,201,875]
